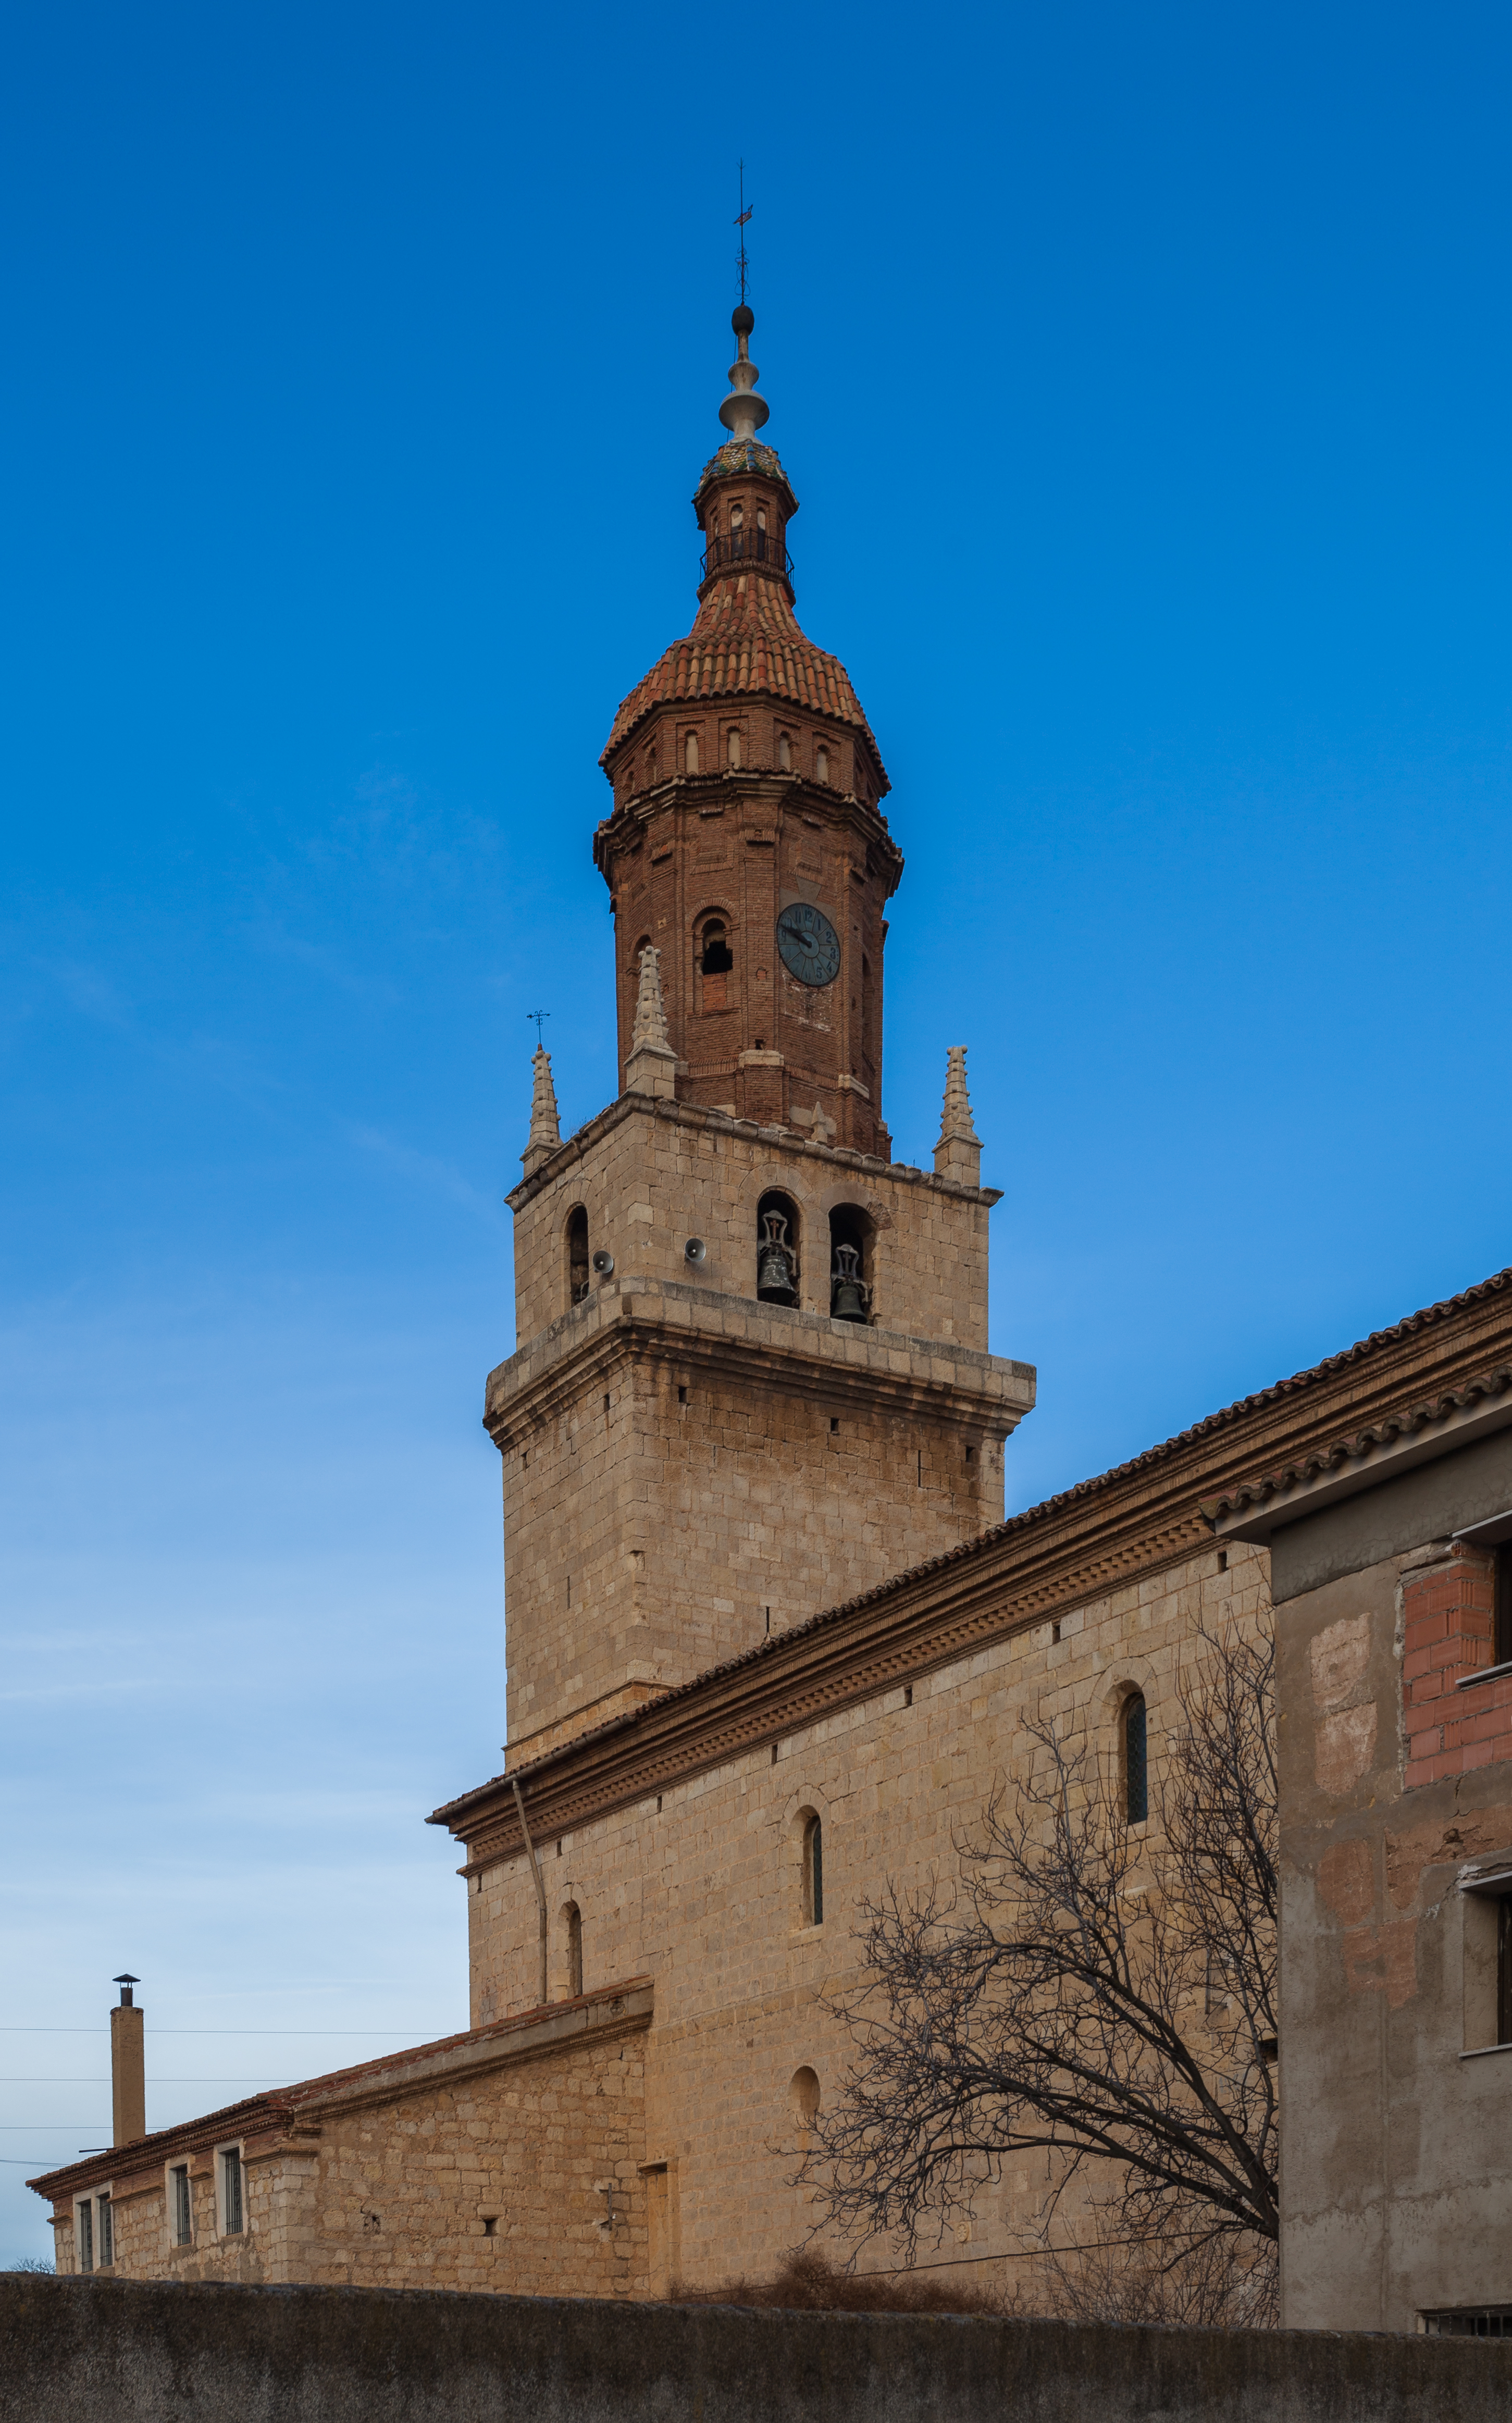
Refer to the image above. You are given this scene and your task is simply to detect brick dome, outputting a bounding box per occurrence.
[600,573,887,780]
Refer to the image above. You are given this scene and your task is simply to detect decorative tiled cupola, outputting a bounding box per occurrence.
[593,307,902,1157]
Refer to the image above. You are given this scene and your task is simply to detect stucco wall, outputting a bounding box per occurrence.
[3,2274,1506,2423]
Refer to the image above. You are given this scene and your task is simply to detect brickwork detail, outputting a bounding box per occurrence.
[1403,1549,1511,1788]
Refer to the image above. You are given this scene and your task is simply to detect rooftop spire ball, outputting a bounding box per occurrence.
[719,303,768,445]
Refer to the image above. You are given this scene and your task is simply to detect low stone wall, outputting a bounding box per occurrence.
[2,2273,1508,2422]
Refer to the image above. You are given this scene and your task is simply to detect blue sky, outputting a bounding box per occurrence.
[3,0,1510,2258]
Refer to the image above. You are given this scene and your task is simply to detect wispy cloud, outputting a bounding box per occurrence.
[341,1122,502,1225]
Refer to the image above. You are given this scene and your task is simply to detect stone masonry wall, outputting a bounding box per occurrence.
[508,1100,997,1352]
[47,2000,650,2301]
[469,1538,1269,2295]
[494,1295,1021,1754]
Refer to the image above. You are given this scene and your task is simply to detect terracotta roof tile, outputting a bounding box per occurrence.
[601,576,887,783]
[429,1263,1512,1823]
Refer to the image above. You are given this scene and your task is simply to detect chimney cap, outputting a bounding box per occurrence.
[113,1972,140,1985]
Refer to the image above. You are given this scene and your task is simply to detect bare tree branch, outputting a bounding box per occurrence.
[803,1621,1277,2315]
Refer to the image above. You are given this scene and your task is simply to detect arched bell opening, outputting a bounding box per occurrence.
[696,912,734,1015]
[565,1206,590,1310]
[755,1189,801,1307]
[827,1203,874,1325]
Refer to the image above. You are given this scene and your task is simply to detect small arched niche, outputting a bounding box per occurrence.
[778,730,792,772]
[827,1203,875,1325]
[789,2066,820,2128]
[684,729,700,775]
[815,743,830,785]
[756,1189,800,1307]
[565,1206,590,1309]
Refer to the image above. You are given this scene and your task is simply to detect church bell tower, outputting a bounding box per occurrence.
[488,308,1036,1763]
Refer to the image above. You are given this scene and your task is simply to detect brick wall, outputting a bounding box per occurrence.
[1402,1547,1512,1788]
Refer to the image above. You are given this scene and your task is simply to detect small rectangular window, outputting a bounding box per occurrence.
[171,2164,192,2246]
[221,2146,244,2236]
[77,2200,93,2273]
[97,2192,113,2267]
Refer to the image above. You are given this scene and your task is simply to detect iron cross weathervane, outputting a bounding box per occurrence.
[735,162,752,304]
[526,1011,550,1047]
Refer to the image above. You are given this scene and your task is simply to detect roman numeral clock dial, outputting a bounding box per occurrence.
[775,903,841,987]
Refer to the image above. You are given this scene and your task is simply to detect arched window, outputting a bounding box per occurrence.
[778,731,791,772]
[828,1203,874,1324]
[756,1189,800,1306]
[698,915,733,1013]
[730,502,743,532]
[565,1206,590,1308]
[727,727,742,769]
[1125,1693,1148,1825]
[564,1902,583,1998]
[685,730,699,775]
[816,744,829,785]
[801,1813,824,1926]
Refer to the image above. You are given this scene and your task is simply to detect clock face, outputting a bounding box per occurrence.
[776,902,841,988]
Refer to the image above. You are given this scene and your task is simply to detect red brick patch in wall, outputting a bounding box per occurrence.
[1403,1552,1512,1788]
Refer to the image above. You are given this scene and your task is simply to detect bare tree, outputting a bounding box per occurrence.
[805,1622,1278,2322]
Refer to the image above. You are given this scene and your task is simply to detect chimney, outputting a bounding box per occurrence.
[110,1974,145,2147]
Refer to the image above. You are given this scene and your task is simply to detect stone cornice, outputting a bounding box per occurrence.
[436,1268,1512,1868]
[504,1091,1001,1217]
[484,1279,1034,1448]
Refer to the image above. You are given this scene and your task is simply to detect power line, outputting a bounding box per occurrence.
[0,2028,454,2038]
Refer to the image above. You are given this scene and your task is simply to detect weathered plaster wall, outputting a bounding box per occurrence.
[1278,1538,1512,2331]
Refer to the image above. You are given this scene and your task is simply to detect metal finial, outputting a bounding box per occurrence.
[735,162,752,306]
[526,1010,550,1046]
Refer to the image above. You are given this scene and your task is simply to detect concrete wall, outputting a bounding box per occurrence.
[3,2275,1506,2423]
[1276,1470,1512,2328]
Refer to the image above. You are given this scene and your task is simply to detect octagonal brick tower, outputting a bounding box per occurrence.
[491,312,1035,1763]
[594,306,901,1157]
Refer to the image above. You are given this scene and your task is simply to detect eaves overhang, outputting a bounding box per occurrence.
[1203,1362,1512,1544]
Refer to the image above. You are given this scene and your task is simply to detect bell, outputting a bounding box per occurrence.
[757,1210,797,1304]
[831,1242,869,1324]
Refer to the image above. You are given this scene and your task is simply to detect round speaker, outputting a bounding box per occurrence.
[684,1237,707,1266]
[591,1250,615,1277]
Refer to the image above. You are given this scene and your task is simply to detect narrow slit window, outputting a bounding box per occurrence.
[97,2193,113,2267]
[77,2201,93,2273]
[802,1814,824,1926]
[221,2147,244,2236]
[816,744,829,784]
[1125,1694,1149,1825]
[778,731,791,771]
[171,2164,192,2246]
[565,1901,584,1998]
[685,730,699,775]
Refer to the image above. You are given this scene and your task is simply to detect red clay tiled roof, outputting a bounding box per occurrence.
[429,1264,1512,1824]
[601,574,887,783]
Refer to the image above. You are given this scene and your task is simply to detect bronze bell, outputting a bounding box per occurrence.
[831,1242,869,1323]
[757,1209,797,1304]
